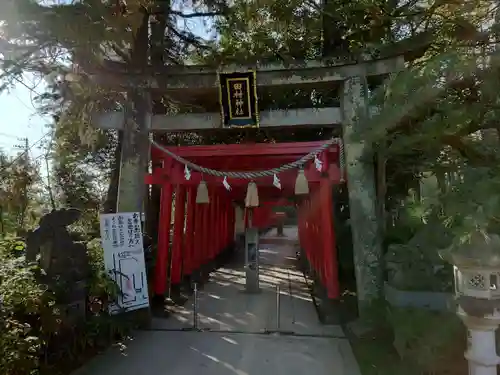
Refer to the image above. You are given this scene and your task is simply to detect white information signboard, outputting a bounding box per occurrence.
[99,212,150,314]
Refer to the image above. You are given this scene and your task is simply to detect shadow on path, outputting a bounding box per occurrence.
[72,227,361,375]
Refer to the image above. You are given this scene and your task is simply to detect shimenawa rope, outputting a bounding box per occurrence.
[148,137,345,179]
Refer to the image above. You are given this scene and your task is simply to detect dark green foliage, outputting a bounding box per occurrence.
[0,242,54,375]
[0,238,133,375]
[352,303,466,375]
[0,149,42,235]
[0,1,498,374]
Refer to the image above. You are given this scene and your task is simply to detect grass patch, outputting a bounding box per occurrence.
[351,327,402,375]
[349,306,468,375]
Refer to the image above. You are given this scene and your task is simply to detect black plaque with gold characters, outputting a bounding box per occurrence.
[218,71,259,128]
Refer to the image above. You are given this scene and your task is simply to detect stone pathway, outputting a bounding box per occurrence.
[72,227,361,375]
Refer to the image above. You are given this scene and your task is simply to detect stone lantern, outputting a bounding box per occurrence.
[441,231,500,375]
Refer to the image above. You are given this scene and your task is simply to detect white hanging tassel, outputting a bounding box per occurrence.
[184,164,191,180]
[314,154,323,172]
[223,176,231,191]
[196,180,210,204]
[295,169,309,195]
[273,174,281,189]
[245,181,259,207]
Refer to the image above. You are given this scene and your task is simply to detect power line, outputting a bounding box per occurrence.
[0,131,22,140]
[0,131,52,175]
[11,74,42,98]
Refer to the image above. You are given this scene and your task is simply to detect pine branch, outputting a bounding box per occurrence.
[167,26,213,50]
[441,134,494,165]
[170,10,222,18]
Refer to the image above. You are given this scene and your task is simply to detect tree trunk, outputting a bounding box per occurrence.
[145,0,170,240]
[116,10,151,214]
[321,0,349,57]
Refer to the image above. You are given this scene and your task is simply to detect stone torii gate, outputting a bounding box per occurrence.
[91,56,404,316]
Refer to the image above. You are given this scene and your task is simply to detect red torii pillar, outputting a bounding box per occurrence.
[303,199,312,272]
[310,193,322,282]
[318,152,339,299]
[220,198,227,251]
[226,201,234,246]
[220,197,226,251]
[312,188,325,285]
[209,191,217,260]
[214,194,222,257]
[171,185,186,286]
[200,199,210,280]
[154,182,173,295]
[320,176,339,299]
[224,199,232,248]
[183,186,196,278]
[192,202,204,278]
[297,201,305,254]
[297,157,340,301]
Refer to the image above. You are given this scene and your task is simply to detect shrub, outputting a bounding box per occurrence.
[352,302,467,375]
[0,238,134,375]
[388,306,466,374]
[86,238,122,312]
[0,240,59,375]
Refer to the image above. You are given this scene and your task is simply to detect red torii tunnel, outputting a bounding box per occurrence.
[146,141,342,299]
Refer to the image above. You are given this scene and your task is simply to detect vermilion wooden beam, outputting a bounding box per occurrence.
[150,154,337,183]
[165,156,321,169]
[152,141,339,159]
[145,164,341,187]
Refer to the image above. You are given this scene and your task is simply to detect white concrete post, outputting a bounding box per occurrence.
[461,315,500,375]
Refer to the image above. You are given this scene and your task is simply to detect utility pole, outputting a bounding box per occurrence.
[14,137,29,230]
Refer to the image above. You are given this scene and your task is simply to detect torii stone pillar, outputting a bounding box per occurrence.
[341,75,383,319]
[115,91,152,327]
[117,92,152,213]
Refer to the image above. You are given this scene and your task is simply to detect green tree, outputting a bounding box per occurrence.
[0,0,226,221]
[0,148,42,235]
